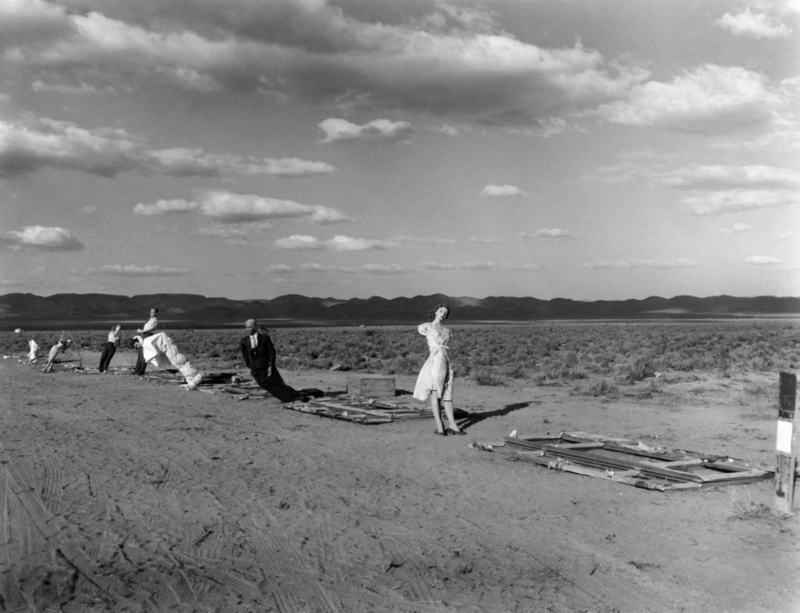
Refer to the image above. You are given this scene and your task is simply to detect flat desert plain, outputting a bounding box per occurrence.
[1,342,798,613]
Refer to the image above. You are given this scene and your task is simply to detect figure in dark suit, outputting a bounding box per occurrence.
[240,319,305,402]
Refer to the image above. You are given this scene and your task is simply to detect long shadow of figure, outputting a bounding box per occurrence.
[456,402,533,429]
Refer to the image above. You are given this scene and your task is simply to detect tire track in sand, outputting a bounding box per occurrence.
[0,463,34,612]
[86,470,204,609]
[39,445,63,515]
[167,450,341,613]
[0,442,138,611]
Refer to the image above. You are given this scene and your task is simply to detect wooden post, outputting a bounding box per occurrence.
[775,372,798,513]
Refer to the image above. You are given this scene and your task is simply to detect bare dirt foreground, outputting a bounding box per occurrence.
[1,352,798,613]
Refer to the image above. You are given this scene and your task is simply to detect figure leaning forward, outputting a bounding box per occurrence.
[240,319,323,403]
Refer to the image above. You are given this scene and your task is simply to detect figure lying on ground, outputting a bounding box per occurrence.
[240,319,324,402]
[133,332,203,390]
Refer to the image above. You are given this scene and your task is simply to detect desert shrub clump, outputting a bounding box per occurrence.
[1,321,797,381]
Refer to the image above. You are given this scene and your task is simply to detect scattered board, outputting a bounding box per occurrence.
[473,431,773,491]
[285,396,432,425]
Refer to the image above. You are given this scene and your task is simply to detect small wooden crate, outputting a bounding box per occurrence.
[347,375,395,398]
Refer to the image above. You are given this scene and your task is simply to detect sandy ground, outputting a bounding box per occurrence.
[1,349,798,613]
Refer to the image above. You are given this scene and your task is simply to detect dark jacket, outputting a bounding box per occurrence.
[240,331,277,373]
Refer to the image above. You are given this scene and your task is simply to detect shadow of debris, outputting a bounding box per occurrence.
[457,402,532,429]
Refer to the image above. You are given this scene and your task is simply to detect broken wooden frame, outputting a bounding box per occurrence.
[285,396,433,425]
[480,431,773,492]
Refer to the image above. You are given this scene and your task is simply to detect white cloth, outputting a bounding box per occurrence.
[142,332,203,388]
[413,322,453,402]
[107,331,119,343]
[250,334,258,349]
[28,340,39,362]
[48,342,64,361]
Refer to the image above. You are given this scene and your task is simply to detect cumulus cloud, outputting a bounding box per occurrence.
[319,118,413,143]
[579,259,698,269]
[32,80,105,94]
[538,117,586,138]
[197,223,273,240]
[591,163,800,190]
[273,235,398,251]
[0,225,84,251]
[1,0,647,125]
[0,114,334,179]
[132,192,352,226]
[133,199,198,216]
[430,124,463,137]
[685,190,799,216]
[715,9,791,38]
[479,184,524,197]
[520,229,576,240]
[745,255,782,265]
[76,264,190,276]
[595,65,789,134]
[590,160,800,216]
[719,223,754,234]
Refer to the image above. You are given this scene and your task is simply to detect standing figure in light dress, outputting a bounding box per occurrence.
[413,304,464,436]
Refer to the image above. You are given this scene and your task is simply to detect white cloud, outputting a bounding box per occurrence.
[197,223,273,239]
[591,163,800,191]
[31,80,104,94]
[2,0,647,125]
[659,165,800,190]
[77,264,190,276]
[0,114,334,179]
[719,223,754,234]
[580,259,698,269]
[538,117,586,138]
[197,191,352,224]
[715,9,791,38]
[479,184,524,197]
[745,255,783,265]
[595,65,786,134]
[430,124,463,137]
[520,229,576,240]
[778,231,794,240]
[0,225,84,251]
[133,199,197,216]
[685,189,799,216]
[319,118,414,143]
[273,234,398,251]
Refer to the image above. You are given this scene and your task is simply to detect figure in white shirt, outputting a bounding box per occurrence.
[98,325,121,372]
[134,308,158,375]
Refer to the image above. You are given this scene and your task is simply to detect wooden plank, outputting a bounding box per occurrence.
[346,375,395,398]
[552,443,605,450]
[639,459,703,468]
[505,438,705,483]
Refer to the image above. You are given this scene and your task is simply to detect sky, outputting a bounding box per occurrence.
[0,0,798,301]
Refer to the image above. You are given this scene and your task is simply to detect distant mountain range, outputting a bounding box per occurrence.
[1,293,798,329]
